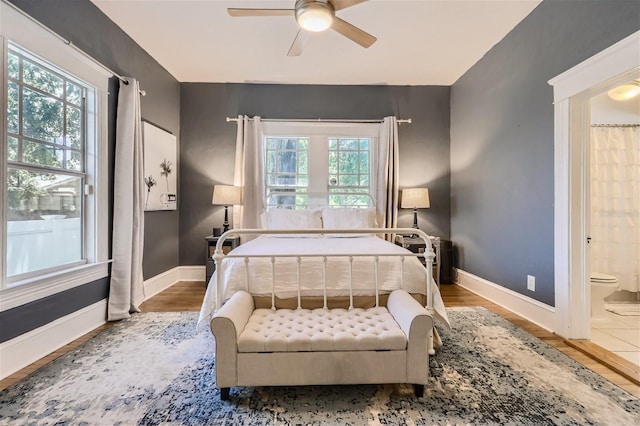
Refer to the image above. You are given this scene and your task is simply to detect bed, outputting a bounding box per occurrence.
[197,229,451,332]
[197,207,451,399]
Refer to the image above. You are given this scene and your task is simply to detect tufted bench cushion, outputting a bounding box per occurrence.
[237,307,407,352]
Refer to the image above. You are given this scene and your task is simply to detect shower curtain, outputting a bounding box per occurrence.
[590,126,640,292]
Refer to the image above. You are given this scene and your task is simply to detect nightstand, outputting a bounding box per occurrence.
[396,235,442,285]
[205,235,240,285]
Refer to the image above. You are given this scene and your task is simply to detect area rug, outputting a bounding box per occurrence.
[605,302,640,316]
[1,309,639,425]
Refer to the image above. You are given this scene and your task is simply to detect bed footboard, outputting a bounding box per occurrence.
[212,228,437,316]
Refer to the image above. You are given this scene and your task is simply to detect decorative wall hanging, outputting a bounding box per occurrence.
[143,121,177,211]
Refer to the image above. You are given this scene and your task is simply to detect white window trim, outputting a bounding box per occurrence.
[0,262,110,311]
[0,2,111,311]
[262,121,379,207]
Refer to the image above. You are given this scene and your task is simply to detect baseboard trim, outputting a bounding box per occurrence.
[143,266,205,301]
[177,266,206,282]
[143,268,180,300]
[455,268,558,333]
[0,299,107,380]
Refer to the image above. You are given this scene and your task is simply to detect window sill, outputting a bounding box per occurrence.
[0,261,111,312]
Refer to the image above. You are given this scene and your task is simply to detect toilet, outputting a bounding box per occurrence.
[591,272,619,320]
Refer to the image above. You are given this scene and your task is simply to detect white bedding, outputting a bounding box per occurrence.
[197,236,450,332]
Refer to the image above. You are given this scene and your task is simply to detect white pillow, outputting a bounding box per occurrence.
[322,208,378,237]
[264,209,322,237]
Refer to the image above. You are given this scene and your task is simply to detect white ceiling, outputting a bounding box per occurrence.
[91,0,541,85]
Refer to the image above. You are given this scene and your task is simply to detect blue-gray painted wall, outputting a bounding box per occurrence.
[179,84,451,266]
[450,0,640,306]
[1,0,180,344]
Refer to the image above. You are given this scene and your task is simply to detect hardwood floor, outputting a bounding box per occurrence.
[1,282,638,398]
[139,281,206,312]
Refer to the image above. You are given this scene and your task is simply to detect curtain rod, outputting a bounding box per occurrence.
[226,117,412,124]
[5,1,146,96]
[591,124,639,127]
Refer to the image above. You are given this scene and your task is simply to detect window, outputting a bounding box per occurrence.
[263,122,378,209]
[1,3,109,309]
[265,137,309,209]
[6,44,87,278]
[327,137,371,207]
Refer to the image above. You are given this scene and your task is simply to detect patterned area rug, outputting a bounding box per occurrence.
[1,308,639,425]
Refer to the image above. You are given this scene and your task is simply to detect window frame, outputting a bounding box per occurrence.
[6,43,89,281]
[0,3,110,311]
[261,121,379,209]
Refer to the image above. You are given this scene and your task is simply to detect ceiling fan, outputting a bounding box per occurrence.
[228,0,377,56]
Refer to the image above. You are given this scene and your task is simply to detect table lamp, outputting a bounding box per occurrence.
[212,185,242,233]
[401,188,430,237]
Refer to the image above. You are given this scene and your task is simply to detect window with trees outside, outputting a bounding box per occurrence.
[263,122,378,209]
[7,44,86,277]
[1,2,109,306]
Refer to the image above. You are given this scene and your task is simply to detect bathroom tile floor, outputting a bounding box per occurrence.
[591,310,640,366]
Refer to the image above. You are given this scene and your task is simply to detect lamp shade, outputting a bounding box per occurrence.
[212,185,242,206]
[401,188,430,209]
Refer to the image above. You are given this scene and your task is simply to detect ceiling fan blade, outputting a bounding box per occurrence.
[331,17,376,48]
[287,29,310,56]
[329,0,369,12]
[228,8,294,17]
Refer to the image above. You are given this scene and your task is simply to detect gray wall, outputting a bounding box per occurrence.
[450,0,640,306]
[1,0,180,344]
[179,84,451,266]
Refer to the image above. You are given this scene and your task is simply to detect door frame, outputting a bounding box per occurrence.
[548,30,640,339]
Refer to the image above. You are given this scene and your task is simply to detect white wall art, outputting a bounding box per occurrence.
[143,121,177,211]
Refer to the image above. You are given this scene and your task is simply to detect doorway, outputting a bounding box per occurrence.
[588,78,640,367]
[549,30,640,340]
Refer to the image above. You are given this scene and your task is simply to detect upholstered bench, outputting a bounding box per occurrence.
[238,307,407,352]
[210,288,434,400]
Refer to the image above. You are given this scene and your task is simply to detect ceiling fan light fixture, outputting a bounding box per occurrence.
[296,0,334,32]
[607,81,640,101]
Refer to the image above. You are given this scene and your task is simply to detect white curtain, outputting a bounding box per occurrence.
[108,79,145,320]
[590,126,640,292]
[376,116,400,239]
[233,115,264,229]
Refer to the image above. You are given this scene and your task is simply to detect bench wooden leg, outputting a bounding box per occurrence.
[220,387,230,400]
[414,384,424,398]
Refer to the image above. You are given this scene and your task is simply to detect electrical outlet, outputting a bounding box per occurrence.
[527,275,535,291]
